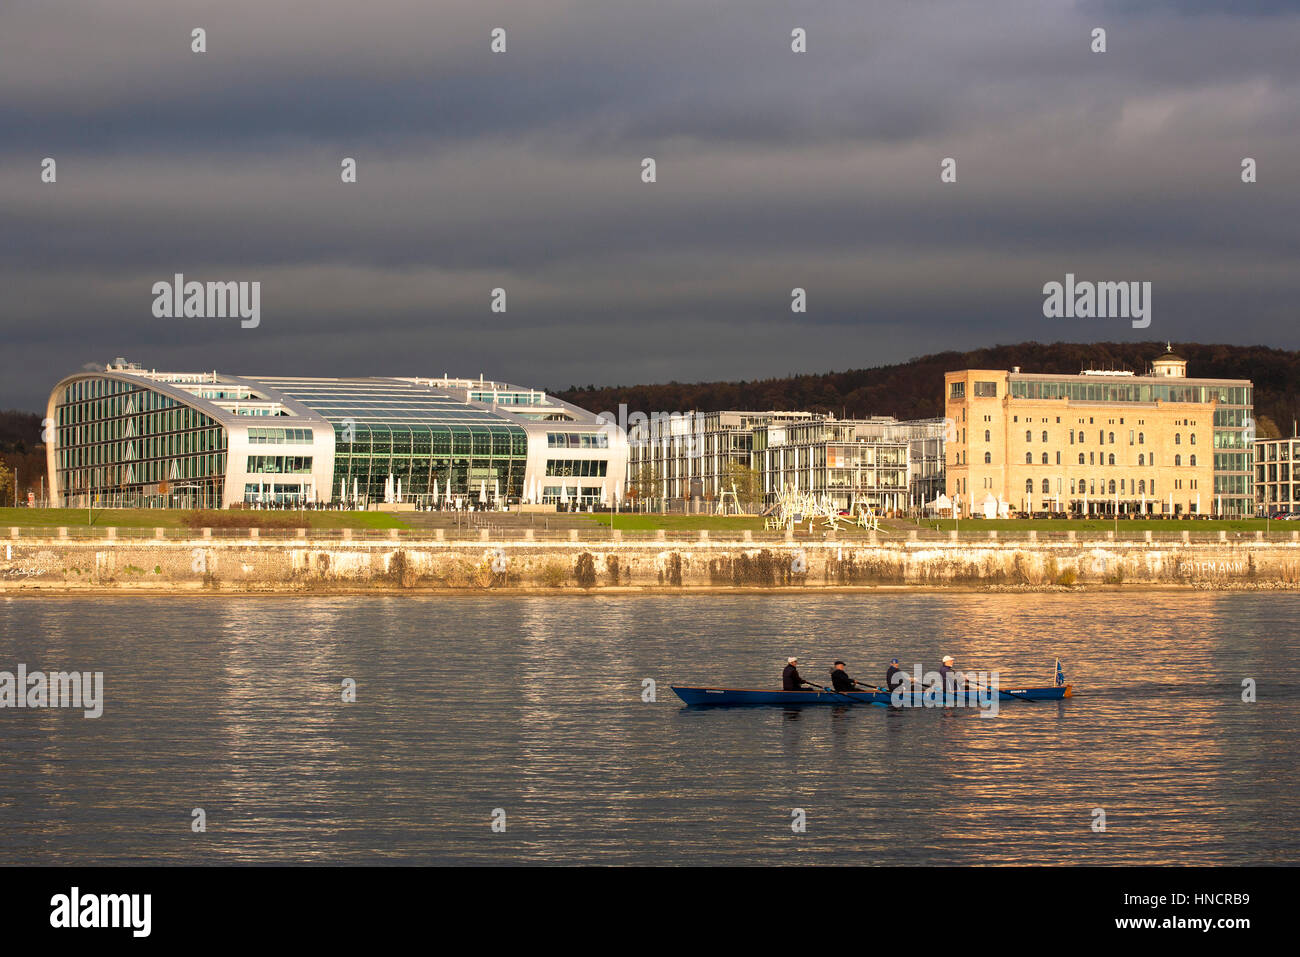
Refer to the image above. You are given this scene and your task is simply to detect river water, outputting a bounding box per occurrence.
[1,592,1295,865]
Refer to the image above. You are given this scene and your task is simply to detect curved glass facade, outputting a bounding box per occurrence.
[333,422,527,504]
[53,375,228,507]
[253,377,532,505]
[47,369,620,510]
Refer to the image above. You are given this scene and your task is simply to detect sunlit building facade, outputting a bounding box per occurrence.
[755,416,944,513]
[46,361,626,508]
[624,409,944,513]
[944,348,1254,517]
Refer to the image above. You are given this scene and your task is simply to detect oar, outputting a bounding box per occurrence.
[966,679,1032,703]
[814,682,873,705]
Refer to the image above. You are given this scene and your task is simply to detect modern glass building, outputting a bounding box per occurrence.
[1255,432,1300,516]
[46,361,626,508]
[625,409,943,512]
[753,417,921,513]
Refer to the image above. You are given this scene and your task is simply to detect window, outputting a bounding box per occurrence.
[984,452,991,464]
[1139,479,1146,494]
[1025,430,1032,442]
[950,382,966,399]
[1108,454,1115,465]
[249,427,313,445]
[973,381,998,397]
[1129,430,1134,445]
[1025,452,1033,464]
[1041,453,1048,464]
[1056,452,1061,465]
[984,430,990,443]
[547,432,609,449]
[1025,479,1033,493]
[1139,453,1145,466]
[1190,454,1197,467]
[1041,431,1048,443]
[1175,434,1182,445]
[1042,479,1050,495]
[246,455,313,474]
[546,459,609,477]
[1190,434,1196,445]
[1175,455,1182,467]
[1078,453,1085,465]
[1108,432,1114,444]
[1109,480,1116,494]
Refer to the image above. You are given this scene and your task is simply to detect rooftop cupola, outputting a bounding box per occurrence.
[1151,343,1187,378]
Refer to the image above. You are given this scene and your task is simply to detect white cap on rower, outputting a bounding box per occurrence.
[942,655,954,664]
[787,657,798,664]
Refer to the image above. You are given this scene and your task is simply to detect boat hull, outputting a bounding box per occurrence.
[670,685,1071,707]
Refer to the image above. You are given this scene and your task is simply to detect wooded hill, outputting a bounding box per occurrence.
[554,342,1300,438]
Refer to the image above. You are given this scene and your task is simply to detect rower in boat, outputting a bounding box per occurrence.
[782,657,814,691]
[885,658,904,690]
[938,654,969,694]
[829,660,864,692]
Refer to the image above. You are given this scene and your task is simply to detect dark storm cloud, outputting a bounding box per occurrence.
[2,0,1299,409]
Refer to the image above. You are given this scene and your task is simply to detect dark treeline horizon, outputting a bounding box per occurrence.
[553,341,1300,436]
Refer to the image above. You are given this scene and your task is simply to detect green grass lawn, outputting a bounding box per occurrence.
[918,517,1278,533]
[588,513,768,531]
[0,508,407,530]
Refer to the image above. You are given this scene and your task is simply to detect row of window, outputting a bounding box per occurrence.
[247,427,313,444]
[58,452,226,490]
[469,391,543,406]
[540,486,604,502]
[1010,451,1202,467]
[1008,380,1250,405]
[1001,429,1199,446]
[58,402,213,436]
[547,432,610,449]
[1023,478,1182,495]
[1257,442,1300,462]
[56,429,225,468]
[335,425,526,458]
[246,455,314,475]
[545,459,609,477]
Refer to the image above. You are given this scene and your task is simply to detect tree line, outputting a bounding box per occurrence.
[554,341,1300,438]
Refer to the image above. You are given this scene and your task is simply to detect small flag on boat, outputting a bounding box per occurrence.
[1054,658,1066,687]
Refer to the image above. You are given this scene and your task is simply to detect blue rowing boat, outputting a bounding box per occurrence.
[670,684,1072,707]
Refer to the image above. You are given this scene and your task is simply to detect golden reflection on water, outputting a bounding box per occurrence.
[1,592,1296,865]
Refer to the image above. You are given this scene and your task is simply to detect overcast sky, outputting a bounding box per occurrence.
[2,0,1298,410]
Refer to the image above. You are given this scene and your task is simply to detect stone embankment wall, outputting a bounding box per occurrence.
[2,535,1298,592]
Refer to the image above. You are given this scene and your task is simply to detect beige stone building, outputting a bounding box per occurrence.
[943,348,1254,518]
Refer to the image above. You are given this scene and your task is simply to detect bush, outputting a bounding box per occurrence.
[538,562,567,588]
[181,510,297,530]
[1056,568,1077,587]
